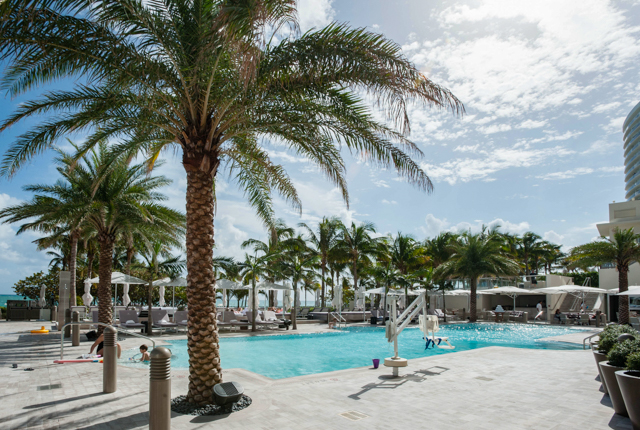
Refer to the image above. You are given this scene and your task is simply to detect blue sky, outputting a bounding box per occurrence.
[1,0,640,294]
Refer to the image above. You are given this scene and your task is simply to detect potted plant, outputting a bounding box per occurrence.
[595,325,638,395]
[600,339,640,417]
[616,351,640,429]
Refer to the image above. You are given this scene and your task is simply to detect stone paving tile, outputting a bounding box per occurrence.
[0,320,633,430]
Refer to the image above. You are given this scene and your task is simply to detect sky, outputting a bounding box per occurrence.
[1,0,640,294]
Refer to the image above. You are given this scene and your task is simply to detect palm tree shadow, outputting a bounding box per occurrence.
[74,411,149,430]
[348,366,449,400]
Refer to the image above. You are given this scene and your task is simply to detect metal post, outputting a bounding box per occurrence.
[149,347,172,430]
[64,308,71,338]
[72,311,80,346]
[103,326,118,393]
[52,305,57,322]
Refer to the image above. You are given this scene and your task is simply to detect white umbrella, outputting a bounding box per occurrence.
[332,284,342,308]
[88,272,147,311]
[82,279,93,306]
[216,279,241,308]
[618,287,640,296]
[122,283,131,307]
[478,286,541,309]
[38,285,46,307]
[158,285,166,307]
[283,289,292,310]
[256,281,292,290]
[159,277,187,308]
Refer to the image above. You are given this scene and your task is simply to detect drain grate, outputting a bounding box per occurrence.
[339,411,369,421]
[475,376,494,381]
[37,383,62,391]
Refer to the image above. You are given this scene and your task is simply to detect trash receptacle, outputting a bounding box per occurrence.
[370,316,378,325]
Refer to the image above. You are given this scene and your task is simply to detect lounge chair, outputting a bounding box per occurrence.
[264,310,290,330]
[118,310,146,331]
[221,311,249,330]
[502,312,511,323]
[174,310,188,333]
[559,314,571,325]
[151,309,178,335]
[630,317,640,330]
[246,310,278,329]
[578,314,592,326]
[434,309,446,321]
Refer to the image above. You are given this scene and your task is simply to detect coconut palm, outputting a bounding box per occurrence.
[389,232,428,301]
[569,228,640,325]
[0,0,462,404]
[138,241,186,334]
[299,217,341,307]
[517,232,543,277]
[338,222,380,295]
[239,252,274,332]
[435,230,520,322]
[281,236,318,330]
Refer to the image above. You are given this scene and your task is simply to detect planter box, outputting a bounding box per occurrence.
[616,370,640,430]
[593,348,609,395]
[599,362,628,417]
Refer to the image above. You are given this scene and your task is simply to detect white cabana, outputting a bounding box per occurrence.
[158,285,166,306]
[82,279,93,306]
[122,283,131,307]
[283,289,292,311]
[215,278,241,308]
[533,285,606,312]
[38,285,46,307]
[88,272,146,311]
[478,286,541,310]
[618,286,640,296]
[156,277,188,308]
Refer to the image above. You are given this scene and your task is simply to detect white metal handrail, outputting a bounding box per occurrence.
[58,322,156,360]
[583,332,600,350]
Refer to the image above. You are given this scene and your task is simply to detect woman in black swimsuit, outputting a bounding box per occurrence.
[89,334,122,358]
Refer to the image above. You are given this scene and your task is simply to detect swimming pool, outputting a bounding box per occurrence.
[120,324,586,378]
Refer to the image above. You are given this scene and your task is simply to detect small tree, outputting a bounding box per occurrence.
[569,228,640,325]
[13,267,61,304]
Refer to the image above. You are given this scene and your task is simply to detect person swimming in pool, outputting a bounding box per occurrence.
[89,333,122,359]
[139,344,150,362]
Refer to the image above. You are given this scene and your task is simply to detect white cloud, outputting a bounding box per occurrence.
[422,145,575,185]
[592,101,621,114]
[544,230,564,243]
[297,0,335,31]
[381,199,397,205]
[372,179,391,188]
[421,213,530,237]
[536,165,623,180]
[518,119,547,129]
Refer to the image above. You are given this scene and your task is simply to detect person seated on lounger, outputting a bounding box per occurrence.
[554,309,562,322]
[139,344,150,362]
[89,333,122,359]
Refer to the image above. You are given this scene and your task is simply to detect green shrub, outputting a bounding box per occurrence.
[627,351,640,372]
[599,325,639,355]
[0,306,5,318]
[608,339,640,367]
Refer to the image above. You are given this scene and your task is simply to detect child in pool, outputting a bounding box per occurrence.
[139,344,151,362]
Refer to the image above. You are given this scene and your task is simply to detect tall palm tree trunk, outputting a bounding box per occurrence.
[97,235,114,335]
[69,231,79,307]
[618,265,629,324]
[321,262,326,307]
[292,280,298,330]
[469,277,478,322]
[185,170,221,405]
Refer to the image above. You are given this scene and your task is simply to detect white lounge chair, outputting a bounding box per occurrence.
[174,310,188,333]
[118,310,145,331]
[151,309,177,335]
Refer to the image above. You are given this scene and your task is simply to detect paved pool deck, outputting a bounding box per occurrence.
[0,320,632,430]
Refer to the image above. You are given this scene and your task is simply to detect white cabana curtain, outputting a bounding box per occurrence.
[159,285,166,306]
[283,289,292,310]
[122,283,131,307]
[332,284,342,309]
[82,279,93,306]
[355,286,365,309]
[38,285,46,307]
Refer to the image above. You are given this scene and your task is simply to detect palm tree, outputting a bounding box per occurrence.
[299,217,341,307]
[339,222,380,296]
[435,230,520,321]
[239,253,274,332]
[281,236,318,330]
[1,1,462,404]
[242,219,294,306]
[390,232,428,301]
[569,228,640,324]
[139,241,186,334]
[424,232,457,318]
[518,232,543,277]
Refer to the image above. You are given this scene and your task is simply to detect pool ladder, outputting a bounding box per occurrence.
[329,312,346,328]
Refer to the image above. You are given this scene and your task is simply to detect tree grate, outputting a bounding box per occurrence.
[339,411,369,421]
[37,384,62,391]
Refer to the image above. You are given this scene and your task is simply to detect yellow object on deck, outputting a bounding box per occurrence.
[31,326,49,334]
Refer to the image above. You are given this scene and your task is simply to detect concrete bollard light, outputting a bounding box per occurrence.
[72,311,80,346]
[103,326,118,393]
[149,347,172,430]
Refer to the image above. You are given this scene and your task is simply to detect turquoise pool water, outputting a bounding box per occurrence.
[120,324,586,379]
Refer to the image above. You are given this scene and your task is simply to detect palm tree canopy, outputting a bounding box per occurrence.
[0,0,463,227]
[435,231,520,282]
[569,228,640,271]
